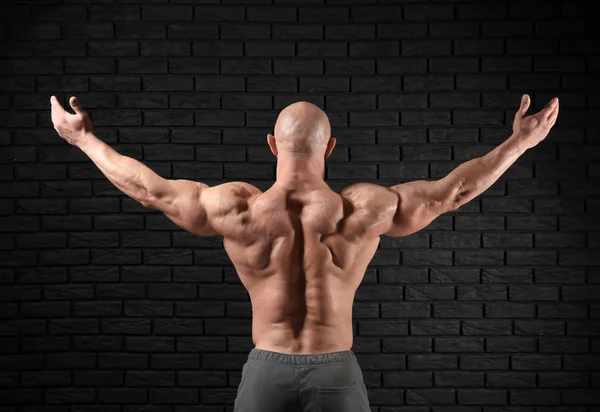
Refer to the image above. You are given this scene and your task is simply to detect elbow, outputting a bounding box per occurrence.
[138,199,153,209]
[446,198,461,212]
[434,197,460,213]
[446,178,468,212]
[140,190,159,210]
[140,197,155,209]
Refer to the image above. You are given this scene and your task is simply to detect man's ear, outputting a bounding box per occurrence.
[325,137,336,158]
[267,133,278,156]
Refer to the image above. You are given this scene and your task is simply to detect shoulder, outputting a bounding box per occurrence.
[225,181,263,197]
[201,181,262,236]
[337,182,399,239]
[203,181,262,210]
[339,182,394,208]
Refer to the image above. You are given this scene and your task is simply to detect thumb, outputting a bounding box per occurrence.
[69,96,84,115]
[516,94,530,118]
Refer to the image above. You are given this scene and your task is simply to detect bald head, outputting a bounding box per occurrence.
[272,101,331,156]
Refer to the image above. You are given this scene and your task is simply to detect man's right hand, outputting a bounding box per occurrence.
[512,94,559,151]
[50,95,93,147]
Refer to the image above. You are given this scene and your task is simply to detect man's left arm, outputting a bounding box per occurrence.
[50,95,255,236]
[81,136,219,235]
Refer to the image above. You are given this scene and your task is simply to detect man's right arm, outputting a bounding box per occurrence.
[382,94,559,237]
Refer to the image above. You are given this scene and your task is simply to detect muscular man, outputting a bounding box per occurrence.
[51,94,559,412]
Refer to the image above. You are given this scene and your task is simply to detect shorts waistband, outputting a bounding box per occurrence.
[248,348,356,365]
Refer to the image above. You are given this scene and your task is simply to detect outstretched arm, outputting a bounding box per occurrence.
[50,96,258,236]
[342,95,559,239]
[383,94,559,237]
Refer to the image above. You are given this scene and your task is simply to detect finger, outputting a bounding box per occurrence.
[540,97,558,118]
[50,95,66,112]
[50,95,67,120]
[547,104,559,126]
[516,94,530,118]
[69,96,85,115]
[545,98,559,121]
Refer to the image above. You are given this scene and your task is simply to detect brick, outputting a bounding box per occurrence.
[406,388,455,404]
[411,321,459,336]
[195,110,244,127]
[247,77,297,92]
[193,5,244,21]
[297,41,347,57]
[97,388,147,404]
[274,60,322,75]
[195,76,245,92]
[487,372,535,388]
[350,146,399,162]
[11,58,63,74]
[352,77,402,92]
[486,303,535,318]
[298,6,348,22]
[462,320,512,335]
[222,59,271,75]
[350,112,398,127]
[484,21,533,37]
[434,302,482,318]
[143,111,192,126]
[403,145,451,161]
[273,24,322,40]
[402,40,451,56]
[435,337,483,353]
[507,251,557,266]
[64,23,113,40]
[430,267,480,283]
[246,41,295,57]
[460,355,509,370]
[116,23,167,39]
[483,233,532,248]
[350,41,399,57]
[168,58,218,74]
[514,320,565,336]
[34,41,86,57]
[117,57,167,74]
[351,6,403,22]
[142,41,191,56]
[326,24,375,40]
[402,110,451,126]
[430,22,479,38]
[89,5,139,21]
[143,5,192,21]
[195,40,244,57]
[65,58,116,75]
[298,77,348,93]
[177,337,225,353]
[91,76,141,92]
[383,371,431,388]
[508,38,558,55]
[458,389,507,405]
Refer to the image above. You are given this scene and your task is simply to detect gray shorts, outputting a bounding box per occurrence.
[233,348,371,412]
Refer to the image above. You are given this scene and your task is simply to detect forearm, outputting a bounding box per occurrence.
[446,133,527,208]
[78,132,160,204]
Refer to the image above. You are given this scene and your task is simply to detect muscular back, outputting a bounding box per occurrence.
[207,182,401,354]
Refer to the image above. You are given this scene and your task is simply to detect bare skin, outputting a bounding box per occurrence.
[51,95,559,354]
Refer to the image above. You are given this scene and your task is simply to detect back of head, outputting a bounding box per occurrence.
[273,101,331,156]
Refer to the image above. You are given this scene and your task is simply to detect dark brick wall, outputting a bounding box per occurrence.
[1,0,600,410]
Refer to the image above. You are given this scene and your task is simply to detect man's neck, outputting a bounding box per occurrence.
[274,153,326,190]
